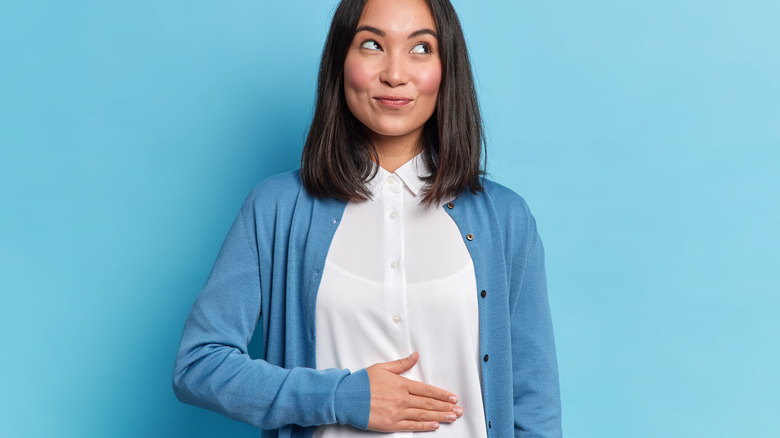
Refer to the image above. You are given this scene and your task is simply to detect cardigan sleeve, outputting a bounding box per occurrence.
[511,228,563,437]
[172,198,370,430]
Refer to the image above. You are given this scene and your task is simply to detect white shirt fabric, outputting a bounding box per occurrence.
[314,155,487,437]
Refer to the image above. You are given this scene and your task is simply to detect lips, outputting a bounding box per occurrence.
[374,96,413,108]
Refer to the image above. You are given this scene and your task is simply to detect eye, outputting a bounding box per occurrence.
[360,40,382,51]
[410,42,433,54]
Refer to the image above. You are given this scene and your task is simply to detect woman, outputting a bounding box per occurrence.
[173,0,562,436]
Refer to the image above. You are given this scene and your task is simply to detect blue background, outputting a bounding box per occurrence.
[1,0,778,436]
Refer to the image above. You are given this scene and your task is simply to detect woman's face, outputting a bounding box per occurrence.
[343,0,442,147]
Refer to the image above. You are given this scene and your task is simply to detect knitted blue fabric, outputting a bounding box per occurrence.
[173,170,561,437]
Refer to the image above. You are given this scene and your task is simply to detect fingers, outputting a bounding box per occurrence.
[381,351,459,404]
[366,352,464,433]
[406,378,458,404]
[380,351,419,374]
[403,407,461,423]
[394,420,441,432]
[406,394,463,417]
[389,406,462,432]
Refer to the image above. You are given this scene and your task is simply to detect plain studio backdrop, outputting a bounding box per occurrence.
[1,1,778,437]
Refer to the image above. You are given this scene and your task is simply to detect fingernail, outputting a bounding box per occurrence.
[453,406,463,416]
[430,422,440,430]
[449,395,458,404]
[446,414,457,421]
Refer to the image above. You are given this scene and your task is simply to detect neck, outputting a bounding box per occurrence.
[371,131,421,173]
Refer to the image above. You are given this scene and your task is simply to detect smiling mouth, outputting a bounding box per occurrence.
[374,96,413,107]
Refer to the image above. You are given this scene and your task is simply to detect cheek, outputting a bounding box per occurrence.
[343,55,374,96]
[415,64,442,99]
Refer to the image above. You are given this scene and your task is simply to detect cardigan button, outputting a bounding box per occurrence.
[481,290,487,298]
[466,233,474,241]
[483,354,489,362]
[488,421,492,428]
[446,202,455,209]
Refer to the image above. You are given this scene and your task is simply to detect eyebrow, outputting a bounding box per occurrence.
[355,25,438,40]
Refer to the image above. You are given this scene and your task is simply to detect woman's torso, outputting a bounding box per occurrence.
[314,157,488,437]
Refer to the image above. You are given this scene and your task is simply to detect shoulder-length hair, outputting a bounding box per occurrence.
[301,0,485,206]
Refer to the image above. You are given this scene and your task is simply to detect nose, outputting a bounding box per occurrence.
[379,53,409,87]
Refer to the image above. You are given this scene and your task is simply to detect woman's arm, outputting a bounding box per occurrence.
[172,209,371,430]
[172,193,462,432]
[511,231,562,437]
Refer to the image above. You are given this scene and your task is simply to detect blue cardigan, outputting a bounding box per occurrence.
[173,171,562,437]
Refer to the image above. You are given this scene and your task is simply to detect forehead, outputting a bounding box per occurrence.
[358,0,436,32]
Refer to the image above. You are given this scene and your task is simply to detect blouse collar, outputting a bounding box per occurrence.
[367,153,431,197]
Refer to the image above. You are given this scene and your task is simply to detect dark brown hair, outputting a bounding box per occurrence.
[301,0,485,205]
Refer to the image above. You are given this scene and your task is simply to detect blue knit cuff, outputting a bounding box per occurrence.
[334,368,371,429]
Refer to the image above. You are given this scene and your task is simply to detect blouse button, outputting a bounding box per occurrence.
[389,211,398,220]
[386,176,396,185]
[481,290,487,298]
[446,202,455,209]
[466,233,474,241]
[389,261,398,270]
[392,314,402,324]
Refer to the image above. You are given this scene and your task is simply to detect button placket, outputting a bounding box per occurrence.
[383,172,407,333]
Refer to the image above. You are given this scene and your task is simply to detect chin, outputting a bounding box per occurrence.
[367,120,427,138]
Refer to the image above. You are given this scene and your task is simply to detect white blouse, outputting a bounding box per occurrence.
[314,155,488,437]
